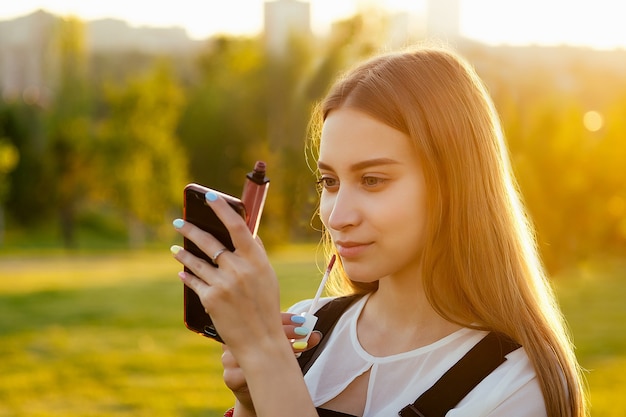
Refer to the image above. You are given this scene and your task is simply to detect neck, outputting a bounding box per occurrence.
[357,269,462,355]
[370,274,439,327]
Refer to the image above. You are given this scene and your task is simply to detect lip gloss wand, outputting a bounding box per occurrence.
[292,255,337,349]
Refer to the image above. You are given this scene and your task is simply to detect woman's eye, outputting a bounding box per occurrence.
[362,176,386,187]
[317,177,339,190]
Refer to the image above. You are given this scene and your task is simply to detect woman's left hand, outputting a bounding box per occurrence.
[171,191,284,354]
[221,313,322,415]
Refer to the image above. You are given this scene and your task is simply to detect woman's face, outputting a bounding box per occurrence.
[318,107,428,284]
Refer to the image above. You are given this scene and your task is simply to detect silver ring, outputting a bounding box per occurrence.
[211,248,228,264]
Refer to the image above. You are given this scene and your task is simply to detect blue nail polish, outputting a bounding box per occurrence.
[172,218,184,229]
[291,315,306,324]
[294,327,310,336]
[205,191,218,202]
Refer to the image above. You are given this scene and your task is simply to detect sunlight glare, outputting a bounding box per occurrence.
[583,111,604,132]
[1,0,626,48]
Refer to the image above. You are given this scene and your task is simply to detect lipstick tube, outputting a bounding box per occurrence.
[241,161,270,237]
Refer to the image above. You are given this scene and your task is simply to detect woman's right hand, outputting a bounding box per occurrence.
[221,313,322,416]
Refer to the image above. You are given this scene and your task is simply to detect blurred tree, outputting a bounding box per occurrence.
[2,13,622,268]
[0,101,49,232]
[0,135,19,245]
[176,17,379,245]
[493,57,626,273]
[45,16,95,248]
[177,37,267,194]
[98,60,187,247]
[264,14,378,242]
[265,34,317,242]
[177,37,288,244]
[594,94,626,250]
[296,15,379,238]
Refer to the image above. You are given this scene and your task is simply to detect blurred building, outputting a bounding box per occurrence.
[0,9,199,103]
[264,0,311,56]
[426,0,461,43]
[0,10,55,103]
[386,12,412,48]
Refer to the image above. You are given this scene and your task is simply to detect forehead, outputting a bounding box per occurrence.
[319,108,415,167]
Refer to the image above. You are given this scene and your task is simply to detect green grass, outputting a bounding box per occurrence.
[0,246,322,417]
[0,248,624,416]
[553,259,626,417]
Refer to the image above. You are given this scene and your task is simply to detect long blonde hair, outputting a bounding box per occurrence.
[308,46,587,417]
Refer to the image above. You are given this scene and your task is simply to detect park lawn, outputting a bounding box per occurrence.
[553,259,626,417]
[0,248,624,416]
[0,246,322,417]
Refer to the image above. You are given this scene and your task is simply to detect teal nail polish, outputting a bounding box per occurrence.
[294,327,310,336]
[172,218,184,229]
[205,191,218,202]
[291,315,306,324]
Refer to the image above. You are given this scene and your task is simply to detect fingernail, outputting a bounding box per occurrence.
[291,315,306,324]
[178,271,187,281]
[292,341,308,350]
[172,218,185,229]
[170,245,183,255]
[294,327,310,336]
[205,191,218,202]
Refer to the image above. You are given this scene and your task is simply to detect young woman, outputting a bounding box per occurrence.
[171,46,587,417]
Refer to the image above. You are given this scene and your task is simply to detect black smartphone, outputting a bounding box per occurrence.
[183,183,246,342]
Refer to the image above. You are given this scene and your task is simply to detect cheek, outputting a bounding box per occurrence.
[387,190,428,243]
[386,205,420,234]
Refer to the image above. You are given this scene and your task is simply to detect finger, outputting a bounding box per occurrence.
[172,219,229,266]
[177,270,211,297]
[221,344,239,368]
[281,313,323,352]
[292,331,323,353]
[281,312,303,325]
[307,331,323,350]
[281,312,314,338]
[223,364,248,393]
[171,245,217,286]
[221,346,249,393]
[204,191,256,253]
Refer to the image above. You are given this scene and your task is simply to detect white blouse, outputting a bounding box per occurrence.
[288,294,547,417]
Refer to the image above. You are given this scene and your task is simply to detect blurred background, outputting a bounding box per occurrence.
[0,1,624,416]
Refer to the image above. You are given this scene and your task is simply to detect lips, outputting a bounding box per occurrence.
[334,240,372,258]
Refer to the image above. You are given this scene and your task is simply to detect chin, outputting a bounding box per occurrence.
[343,267,380,285]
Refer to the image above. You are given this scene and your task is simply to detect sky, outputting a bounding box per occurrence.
[0,0,625,50]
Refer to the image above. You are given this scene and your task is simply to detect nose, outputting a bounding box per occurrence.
[322,187,362,231]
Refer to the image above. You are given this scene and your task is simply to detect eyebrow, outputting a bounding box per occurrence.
[317,158,400,172]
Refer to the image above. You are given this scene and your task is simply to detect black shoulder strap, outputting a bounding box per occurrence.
[398,331,521,417]
[297,294,363,375]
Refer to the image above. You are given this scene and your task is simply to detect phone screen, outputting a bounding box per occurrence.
[183,183,246,342]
